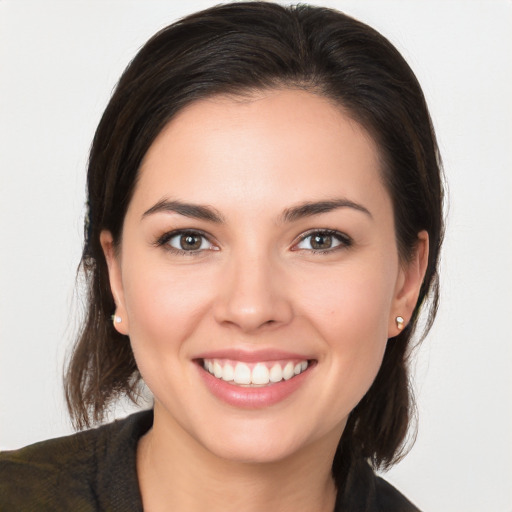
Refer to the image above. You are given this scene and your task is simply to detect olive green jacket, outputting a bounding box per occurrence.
[0,410,419,511]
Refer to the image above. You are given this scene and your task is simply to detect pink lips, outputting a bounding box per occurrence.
[195,349,314,409]
[197,348,311,363]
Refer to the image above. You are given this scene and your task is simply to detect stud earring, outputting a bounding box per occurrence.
[395,316,405,330]
[111,314,122,326]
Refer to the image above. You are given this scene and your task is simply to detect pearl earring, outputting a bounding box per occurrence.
[111,314,122,326]
[395,316,404,330]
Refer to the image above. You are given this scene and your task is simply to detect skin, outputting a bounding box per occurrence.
[101,89,428,512]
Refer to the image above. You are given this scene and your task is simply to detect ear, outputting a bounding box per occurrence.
[100,230,129,335]
[388,230,429,338]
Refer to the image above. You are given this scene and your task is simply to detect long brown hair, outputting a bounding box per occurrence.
[65,1,443,477]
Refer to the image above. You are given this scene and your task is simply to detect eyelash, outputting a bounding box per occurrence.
[154,229,216,256]
[293,229,353,254]
[154,228,352,255]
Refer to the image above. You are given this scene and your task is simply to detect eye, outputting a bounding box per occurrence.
[293,230,351,252]
[157,230,215,253]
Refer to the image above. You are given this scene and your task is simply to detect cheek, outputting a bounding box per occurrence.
[295,260,396,400]
[121,257,216,356]
[297,261,395,340]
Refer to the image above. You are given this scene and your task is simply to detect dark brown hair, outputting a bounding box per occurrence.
[65,0,443,479]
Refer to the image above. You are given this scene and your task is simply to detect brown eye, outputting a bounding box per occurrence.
[163,231,213,252]
[294,230,351,252]
[310,233,333,250]
[180,233,203,250]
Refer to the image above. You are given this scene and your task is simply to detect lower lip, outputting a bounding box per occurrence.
[196,363,313,409]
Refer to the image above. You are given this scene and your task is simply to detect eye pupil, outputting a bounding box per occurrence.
[311,234,332,250]
[181,233,202,250]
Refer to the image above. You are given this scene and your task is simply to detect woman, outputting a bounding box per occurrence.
[0,2,443,510]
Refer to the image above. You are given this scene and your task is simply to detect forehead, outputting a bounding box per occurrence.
[133,89,387,215]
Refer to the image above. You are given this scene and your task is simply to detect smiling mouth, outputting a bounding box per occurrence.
[199,358,312,387]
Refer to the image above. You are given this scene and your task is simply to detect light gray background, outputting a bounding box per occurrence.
[1,1,511,511]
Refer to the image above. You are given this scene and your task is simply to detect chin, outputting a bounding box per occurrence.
[192,414,340,467]
[203,434,306,465]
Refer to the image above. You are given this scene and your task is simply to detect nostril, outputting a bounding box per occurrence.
[212,271,294,332]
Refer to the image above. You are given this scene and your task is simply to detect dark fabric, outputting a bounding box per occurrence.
[0,410,420,511]
[0,411,152,512]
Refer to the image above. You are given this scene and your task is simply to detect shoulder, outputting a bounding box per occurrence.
[374,475,421,512]
[0,410,152,511]
[0,423,103,510]
[336,458,421,512]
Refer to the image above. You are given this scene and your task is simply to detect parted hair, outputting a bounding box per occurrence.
[65,1,443,482]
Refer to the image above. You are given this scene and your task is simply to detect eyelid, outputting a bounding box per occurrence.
[291,229,352,252]
[154,228,351,255]
[154,228,218,253]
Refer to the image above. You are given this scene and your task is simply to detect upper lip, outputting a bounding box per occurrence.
[194,348,314,363]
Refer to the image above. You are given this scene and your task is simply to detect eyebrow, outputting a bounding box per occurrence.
[142,197,371,223]
[281,199,372,223]
[142,199,225,223]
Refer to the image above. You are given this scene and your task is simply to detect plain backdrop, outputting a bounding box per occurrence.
[1,1,511,511]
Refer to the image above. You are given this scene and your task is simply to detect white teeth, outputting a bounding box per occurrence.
[282,362,294,380]
[203,358,309,386]
[233,363,251,384]
[221,363,234,381]
[269,363,283,383]
[213,361,223,379]
[251,363,270,385]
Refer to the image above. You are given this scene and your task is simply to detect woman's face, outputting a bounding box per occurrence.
[102,89,426,463]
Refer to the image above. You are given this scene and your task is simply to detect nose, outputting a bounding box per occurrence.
[213,251,294,333]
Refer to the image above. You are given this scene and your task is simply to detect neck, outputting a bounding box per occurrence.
[137,409,339,512]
